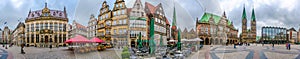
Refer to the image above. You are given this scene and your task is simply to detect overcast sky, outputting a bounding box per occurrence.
[1,0,300,36]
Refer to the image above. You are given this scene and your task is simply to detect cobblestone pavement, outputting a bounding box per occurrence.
[187,44,300,59]
[0,47,8,59]
[4,44,300,59]
[1,45,122,59]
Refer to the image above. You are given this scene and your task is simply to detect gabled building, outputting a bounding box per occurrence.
[144,2,170,46]
[70,20,88,38]
[181,28,197,39]
[87,14,98,39]
[127,0,148,47]
[3,26,10,44]
[288,28,297,43]
[97,1,112,43]
[11,22,25,46]
[97,0,129,48]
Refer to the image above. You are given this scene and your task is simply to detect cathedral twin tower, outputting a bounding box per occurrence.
[241,6,257,43]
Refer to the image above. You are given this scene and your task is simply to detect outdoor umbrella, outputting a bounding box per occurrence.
[90,37,105,43]
[65,35,91,43]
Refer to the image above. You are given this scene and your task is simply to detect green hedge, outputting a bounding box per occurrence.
[121,47,130,59]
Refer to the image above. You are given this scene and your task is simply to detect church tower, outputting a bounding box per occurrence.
[241,6,247,40]
[251,8,256,40]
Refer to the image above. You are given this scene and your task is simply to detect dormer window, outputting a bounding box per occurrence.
[37,13,41,16]
[44,13,49,16]
[32,14,34,17]
[53,12,56,16]
[59,13,62,16]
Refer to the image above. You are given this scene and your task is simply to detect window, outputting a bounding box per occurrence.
[44,13,49,16]
[59,13,62,16]
[31,24,34,32]
[113,21,116,25]
[119,29,122,34]
[114,12,116,16]
[158,20,160,23]
[123,29,127,34]
[114,29,117,34]
[122,10,125,14]
[106,29,110,35]
[106,21,110,26]
[123,19,127,24]
[36,24,40,31]
[120,4,123,7]
[63,24,66,31]
[50,23,53,30]
[105,14,108,18]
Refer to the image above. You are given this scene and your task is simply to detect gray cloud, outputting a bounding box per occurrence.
[220,0,300,36]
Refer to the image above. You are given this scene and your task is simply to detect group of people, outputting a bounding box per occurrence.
[286,43,291,50]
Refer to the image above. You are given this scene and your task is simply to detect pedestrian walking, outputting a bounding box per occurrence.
[234,44,236,49]
[286,43,288,49]
[272,43,274,48]
[288,43,291,50]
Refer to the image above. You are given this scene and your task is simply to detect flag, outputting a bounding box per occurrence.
[160,35,163,47]
[177,29,181,50]
[149,17,156,55]
[138,32,142,49]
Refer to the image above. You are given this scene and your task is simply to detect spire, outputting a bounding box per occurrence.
[251,8,256,21]
[172,6,176,26]
[242,5,247,20]
[45,2,47,8]
[223,11,227,18]
[64,6,66,12]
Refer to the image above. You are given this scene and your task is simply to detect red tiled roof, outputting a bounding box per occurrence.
[145,2,157,14]
[165,17,170,25]
[75,22,87,30]
[127,8,132,15]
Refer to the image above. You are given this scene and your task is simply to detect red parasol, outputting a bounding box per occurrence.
[90,37,105,43]
[65,35,91,43]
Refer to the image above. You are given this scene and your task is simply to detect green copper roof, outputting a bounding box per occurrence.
[251,8,256,21]
[172,7,177,26]
[129,16,146,21]
[227,20,232,26]
[242,6,247,20]
[199,13,210,23]
[199,13,221,24]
